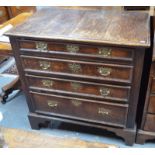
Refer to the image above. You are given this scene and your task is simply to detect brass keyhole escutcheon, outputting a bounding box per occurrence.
[36,42,48,51]
[71,82,82,91]
[98,108,110,115]
[68,63,82,73]
[71,100,82,107]
[42,80,53,87]
[47,100,58,108]
[66,44,79,53]
[98,48,112,57]
[98,67,111,76]
[100,88,110,97]
[39,61,51,70]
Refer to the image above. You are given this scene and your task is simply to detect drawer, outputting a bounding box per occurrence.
[26,74,130,103]
[0,7,8,18]
[19,40,134,61]
[21,56,133,84]
[30,91,128,127]
[144,114,155,132]
[148,95,155,114]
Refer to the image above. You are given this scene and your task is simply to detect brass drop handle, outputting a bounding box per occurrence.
[71,100,82,107]
[68,63,82,73]
[47,100,58,108]
[100,88,110,97]
[98,67,111,76]
[66,44,79,53]
[98,48,111,57]
[42,80,53,87]
[36,42,48,51]
[39,61,51,70]
[0,10,4,17]
[98,108,109,115]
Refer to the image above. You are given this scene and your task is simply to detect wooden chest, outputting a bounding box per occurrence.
[5,8,151,145]
[136,46,155,144]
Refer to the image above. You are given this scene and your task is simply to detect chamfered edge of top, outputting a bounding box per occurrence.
[5,32,151,48]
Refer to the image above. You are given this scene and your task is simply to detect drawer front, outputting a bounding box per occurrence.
[148,95,155,114]
[27,75,130,102]
[144,114,155,132]
[22,56,133,83]
[31,92,128,127]
[150,78,155,93]
[19,40,134,61]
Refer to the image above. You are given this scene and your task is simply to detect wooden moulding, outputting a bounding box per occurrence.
[28,112,136,146]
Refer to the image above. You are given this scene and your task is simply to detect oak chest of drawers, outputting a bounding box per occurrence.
[6,8,151,145]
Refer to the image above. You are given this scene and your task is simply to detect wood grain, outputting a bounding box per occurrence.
[26,74,130,103]
[144,114,155,132]
[5,8,150,47]
[30,91,128,127]
[21,56,133,84]
[19,40,134,61]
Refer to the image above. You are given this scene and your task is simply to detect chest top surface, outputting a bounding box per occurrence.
[6,8,150,47]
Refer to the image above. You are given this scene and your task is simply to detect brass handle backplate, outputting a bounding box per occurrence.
[39,61,51,70]
[71,100,82,107]
[71,82,82,91]
[100,88,110,97]
[42,80,53,87]
[66,44,79,53]
[98,48,111,57]
[68,63,82,73]
[47,100,58,107]
[98,108,110,115]
[98,67,111,76]
[36,42,48,51]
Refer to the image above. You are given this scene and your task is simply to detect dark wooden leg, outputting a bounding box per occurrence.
[28,113,136,146]
[136,132,146,144]
[28,113,51,130]
[114,126,136,146]
[28,115,40,130]
[136,130,155,144]
[124,133,136,146]
[49,122,53,129]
